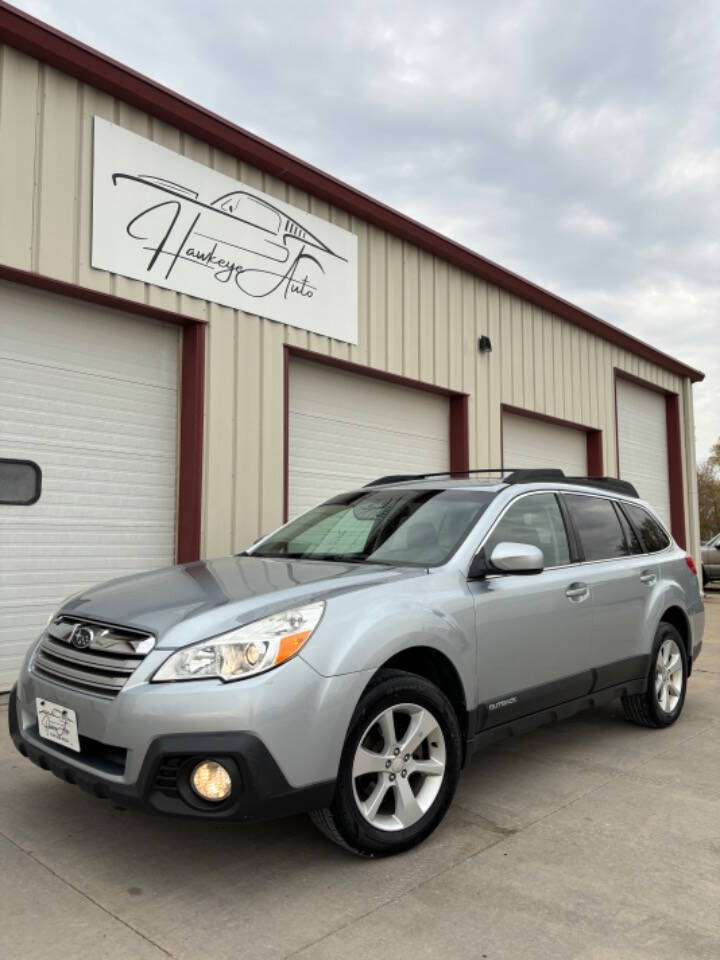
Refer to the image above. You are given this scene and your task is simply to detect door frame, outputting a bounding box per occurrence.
[282,344,470,522]
[0,263,206,563]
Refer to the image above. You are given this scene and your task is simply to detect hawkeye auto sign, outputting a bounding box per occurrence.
[92,118,358,343]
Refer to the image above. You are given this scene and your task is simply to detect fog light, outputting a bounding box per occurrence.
[190,760,232,802]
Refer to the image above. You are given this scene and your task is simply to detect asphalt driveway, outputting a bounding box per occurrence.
[2,590,719,960]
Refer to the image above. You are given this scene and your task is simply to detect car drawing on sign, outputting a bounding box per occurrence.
[111,173,345,296]
[701,532,720,585]
[10,469,704,856]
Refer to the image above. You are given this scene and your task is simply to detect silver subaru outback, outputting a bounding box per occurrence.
[9,469,704,856]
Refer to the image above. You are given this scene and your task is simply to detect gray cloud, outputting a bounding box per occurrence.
[17,0,720,457]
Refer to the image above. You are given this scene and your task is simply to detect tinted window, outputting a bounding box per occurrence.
[0,459,42,505]
[485,493,570,568]
[615,502,643,555]
[565,494,628,561]
[252,488,495,567]
[623,503,671,552]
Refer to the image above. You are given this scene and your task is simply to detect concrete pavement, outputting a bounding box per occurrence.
[2,590,719,960]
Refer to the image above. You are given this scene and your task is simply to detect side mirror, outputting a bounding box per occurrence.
[489,541,545,575]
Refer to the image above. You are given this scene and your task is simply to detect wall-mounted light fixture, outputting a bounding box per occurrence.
[478,335,492,354]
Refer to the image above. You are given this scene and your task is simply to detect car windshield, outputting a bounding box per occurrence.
[250,488,496,567]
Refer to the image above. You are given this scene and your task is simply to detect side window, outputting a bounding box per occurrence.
[485,493,570,568]
[623,503,671,552]
[564,494,628,561]
[614,502,643,555]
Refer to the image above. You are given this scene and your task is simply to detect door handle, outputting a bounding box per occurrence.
[640,570,656,585]
[565,582,589,601]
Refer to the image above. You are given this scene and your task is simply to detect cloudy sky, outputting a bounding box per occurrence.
[16,0,720,459]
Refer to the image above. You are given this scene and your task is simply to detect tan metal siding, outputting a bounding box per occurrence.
[0,43,699,561]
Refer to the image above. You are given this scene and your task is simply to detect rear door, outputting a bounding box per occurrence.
[561,493,653,685]
[470,492,597,725]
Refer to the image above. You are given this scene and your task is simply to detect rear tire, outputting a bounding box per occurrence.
[310,669,462,856]
[622,622,687,728]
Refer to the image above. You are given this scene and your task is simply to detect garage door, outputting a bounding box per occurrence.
[502,410,587,476]
[616,378,671,528]
[288,359,449,518]
[0,281,180,691]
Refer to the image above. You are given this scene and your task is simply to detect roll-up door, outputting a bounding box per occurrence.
[0,281,180,690]
[288,359,449,519]
[616,378,671,528]
[502,410,588,476]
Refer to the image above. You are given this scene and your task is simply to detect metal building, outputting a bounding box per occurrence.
[0,4,704,690]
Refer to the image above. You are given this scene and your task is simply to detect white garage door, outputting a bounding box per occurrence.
[502,411,587,476]
[288,359,449,518]
[0,281,180,691]
[616,378,671,528]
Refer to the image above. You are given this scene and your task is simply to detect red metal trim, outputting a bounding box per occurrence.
[0,1,704,385]
[586,431,604,476]
[449,395,470,474]
[500,403,603,475]
[0,264,206,327]
[614,369,686,548]
[283,345,469,519]
[0,265,205,562]
[177,323,205,561]
[665,393,686,549]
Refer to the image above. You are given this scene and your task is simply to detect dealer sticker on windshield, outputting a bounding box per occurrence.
[36,698,80,752]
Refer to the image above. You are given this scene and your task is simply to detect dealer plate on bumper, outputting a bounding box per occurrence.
[36,698,80,752]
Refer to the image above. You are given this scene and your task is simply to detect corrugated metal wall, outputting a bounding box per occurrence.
[0,45,700,561]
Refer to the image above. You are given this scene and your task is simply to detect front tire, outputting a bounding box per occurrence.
[310,669,462,856]
[622,622,688,728]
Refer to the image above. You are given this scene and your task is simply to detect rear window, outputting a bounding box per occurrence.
[564,494,629,562]
[623,503,671,552]
[615,502,643,555]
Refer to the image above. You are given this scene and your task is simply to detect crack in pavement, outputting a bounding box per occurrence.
[0,828,177,960]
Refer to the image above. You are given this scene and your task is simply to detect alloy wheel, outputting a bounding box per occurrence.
[351,702,446,832]
[655,637,683,714]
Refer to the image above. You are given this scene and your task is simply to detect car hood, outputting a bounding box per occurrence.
[60,555,422,646]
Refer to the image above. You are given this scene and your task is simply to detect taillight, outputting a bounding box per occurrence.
[685,554,698,576]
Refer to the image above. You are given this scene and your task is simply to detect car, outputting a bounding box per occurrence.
[701,533,720,586]
[9,468,705,857]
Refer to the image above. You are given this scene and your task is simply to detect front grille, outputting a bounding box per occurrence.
[33,616,156,698]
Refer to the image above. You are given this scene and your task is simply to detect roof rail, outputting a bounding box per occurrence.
[559,476,639,497]
[365,468,510,487]
[364,468,639,498]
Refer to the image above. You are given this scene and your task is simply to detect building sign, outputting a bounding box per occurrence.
[92,117,358,343]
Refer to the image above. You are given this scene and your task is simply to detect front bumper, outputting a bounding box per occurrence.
[8,686,335,820]
[10,645,374,820]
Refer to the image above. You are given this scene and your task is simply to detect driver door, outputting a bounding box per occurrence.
[467,492,595,728]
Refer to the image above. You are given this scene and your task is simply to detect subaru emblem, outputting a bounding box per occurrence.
[71,626,93,650]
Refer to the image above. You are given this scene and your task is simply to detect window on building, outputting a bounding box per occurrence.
[0,459,42,506]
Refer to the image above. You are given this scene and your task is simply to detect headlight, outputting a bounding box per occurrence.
[152,601,325,683]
